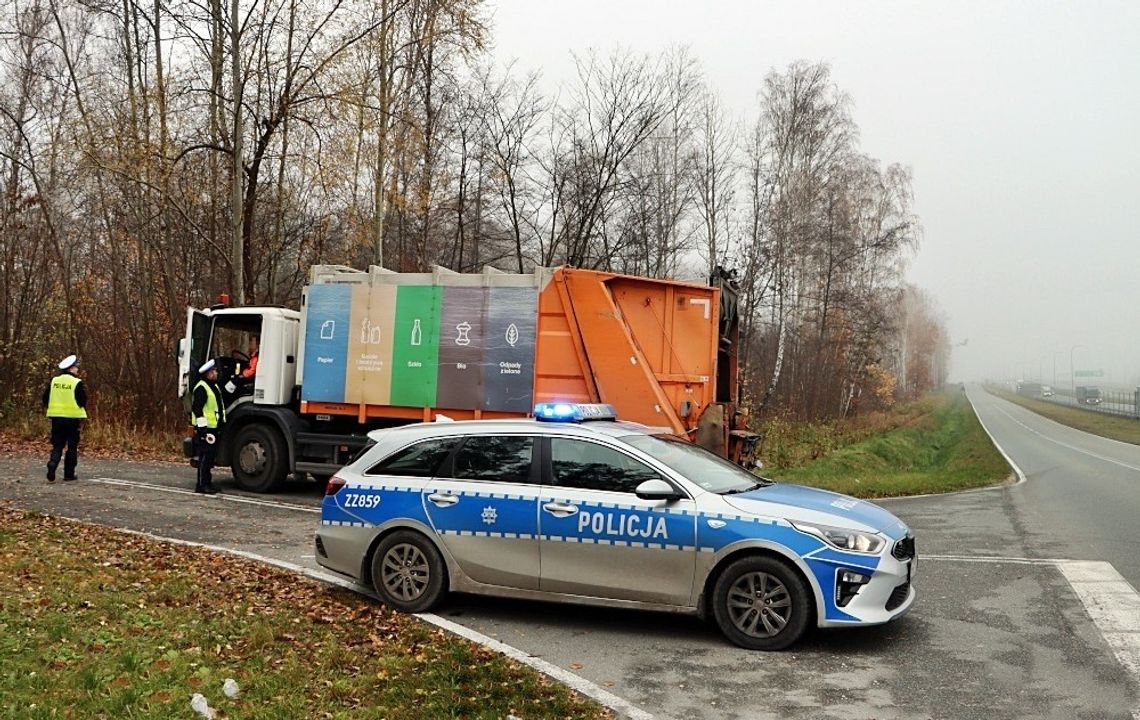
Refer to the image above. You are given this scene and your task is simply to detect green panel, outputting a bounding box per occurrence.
[390,286,442,406]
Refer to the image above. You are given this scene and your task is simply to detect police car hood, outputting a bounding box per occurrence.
[721,483,909,540]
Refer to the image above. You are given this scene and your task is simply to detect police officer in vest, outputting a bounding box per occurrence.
[191,359,226,494]
[42,354,87,482]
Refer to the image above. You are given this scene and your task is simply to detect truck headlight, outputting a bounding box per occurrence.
[791,521,885,554]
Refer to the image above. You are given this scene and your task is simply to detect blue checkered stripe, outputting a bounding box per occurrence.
[321,484,428,527]
[320,485,881,621]
[538,497,698,550]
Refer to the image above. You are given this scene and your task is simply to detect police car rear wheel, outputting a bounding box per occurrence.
[372,531,447,613]
[712,556,811,651]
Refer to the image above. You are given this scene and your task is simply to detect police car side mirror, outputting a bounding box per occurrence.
[635,479,682,502]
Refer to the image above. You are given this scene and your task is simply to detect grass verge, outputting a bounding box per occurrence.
[0,508,610,720]
[0,411,184,463]
[762,392,1011,498]
[986,387,1140,445]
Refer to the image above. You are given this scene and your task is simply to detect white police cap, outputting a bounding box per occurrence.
[198,359,217,374]
[58,354,78,371]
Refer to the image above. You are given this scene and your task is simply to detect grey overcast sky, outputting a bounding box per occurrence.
[486,0,1140,385]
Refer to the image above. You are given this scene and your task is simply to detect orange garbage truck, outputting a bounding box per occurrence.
[178,265,755,492]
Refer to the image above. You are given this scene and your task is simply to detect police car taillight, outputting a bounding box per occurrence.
[325,474,347,496]
[533,402,618,422]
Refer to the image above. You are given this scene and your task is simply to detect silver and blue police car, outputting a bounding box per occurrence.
[315,403,915,650]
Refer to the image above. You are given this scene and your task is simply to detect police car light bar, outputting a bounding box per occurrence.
[533,403,618,422]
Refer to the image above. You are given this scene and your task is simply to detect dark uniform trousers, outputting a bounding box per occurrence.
[196,429,220,492]
[48,418,82,480]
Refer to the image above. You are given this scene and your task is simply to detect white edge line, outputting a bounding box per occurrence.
[88,477,320,514]
[38,513,655,720]
[967,390,1027,485]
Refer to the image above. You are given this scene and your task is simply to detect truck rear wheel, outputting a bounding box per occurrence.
[231,423,287,493]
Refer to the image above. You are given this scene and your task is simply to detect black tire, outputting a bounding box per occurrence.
[370,530,447,613]
[230,423,287,493]
[711,555,813,651]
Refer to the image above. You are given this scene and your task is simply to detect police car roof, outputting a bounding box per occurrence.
[365,418,667,444]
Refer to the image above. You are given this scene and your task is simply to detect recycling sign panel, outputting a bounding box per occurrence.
[302,281,538,412]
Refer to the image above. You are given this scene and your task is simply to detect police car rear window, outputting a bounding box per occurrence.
[366,437,458,478]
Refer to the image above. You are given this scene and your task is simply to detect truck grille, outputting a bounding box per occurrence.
[886,581,910,611]
[892,536,915,561]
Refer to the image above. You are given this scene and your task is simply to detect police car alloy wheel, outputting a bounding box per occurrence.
[371,530,448,613]
[712,555,812,651]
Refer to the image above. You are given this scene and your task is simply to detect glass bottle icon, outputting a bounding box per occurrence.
[410,318,423,346]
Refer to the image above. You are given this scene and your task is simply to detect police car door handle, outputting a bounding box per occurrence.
[542,501,578,517]
[427,493,459,507]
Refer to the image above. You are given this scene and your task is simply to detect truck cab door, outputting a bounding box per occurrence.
[179,308,213,403]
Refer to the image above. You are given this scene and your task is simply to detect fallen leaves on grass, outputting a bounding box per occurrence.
[0,508,613,719]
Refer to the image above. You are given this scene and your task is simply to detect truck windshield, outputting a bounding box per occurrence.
[620,434,772,495]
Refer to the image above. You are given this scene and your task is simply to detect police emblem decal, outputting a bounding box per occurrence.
[481,506,497,525]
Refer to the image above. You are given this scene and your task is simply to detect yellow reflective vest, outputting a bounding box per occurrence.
[46,374,87,419]
[194,380,226,429]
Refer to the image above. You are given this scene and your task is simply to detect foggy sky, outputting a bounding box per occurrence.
[487,0,1140,385]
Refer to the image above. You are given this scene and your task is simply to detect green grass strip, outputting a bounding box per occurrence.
[0,509,610,720]
[762,392,1011,498]
[987,387,1140,446]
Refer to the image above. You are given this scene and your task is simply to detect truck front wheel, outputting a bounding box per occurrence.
[230,423,287,493]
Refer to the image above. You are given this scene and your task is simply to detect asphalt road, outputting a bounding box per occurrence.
[1,386,1138,719]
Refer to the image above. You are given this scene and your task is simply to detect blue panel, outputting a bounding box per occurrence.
[322,486,430,527]
[303,284,352,402]
[483,287,538,412]
[425,495,538,537]
[541,503,696,547]
[728,485,909,540]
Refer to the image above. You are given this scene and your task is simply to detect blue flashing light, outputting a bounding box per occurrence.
[533,402,618,423]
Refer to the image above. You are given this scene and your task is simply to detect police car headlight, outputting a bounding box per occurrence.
[791,522,885,554]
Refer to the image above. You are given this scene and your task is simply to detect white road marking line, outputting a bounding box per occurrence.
[968,393,1028,484]
[42,514,655,720]
[87,477,320,514]
[1058,561,1140,720]
[927,554,1140,716]
[989,404,1140,474]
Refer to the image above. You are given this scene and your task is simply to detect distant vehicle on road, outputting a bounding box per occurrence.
[1075,386,1102,405]
[1041,385,1054,397]
[1017,381,1043,397]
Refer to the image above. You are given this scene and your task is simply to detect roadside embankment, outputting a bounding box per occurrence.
[761,392,1011,498]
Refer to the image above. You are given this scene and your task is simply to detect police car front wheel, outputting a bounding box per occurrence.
[371,530,447,613]
[712,555,812,651]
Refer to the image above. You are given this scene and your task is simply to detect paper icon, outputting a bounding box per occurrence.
[320,320,336,340]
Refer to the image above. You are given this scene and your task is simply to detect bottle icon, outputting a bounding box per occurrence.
[410,318,423,346]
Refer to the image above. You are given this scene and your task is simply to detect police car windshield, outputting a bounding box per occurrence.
[620,434,772,494]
